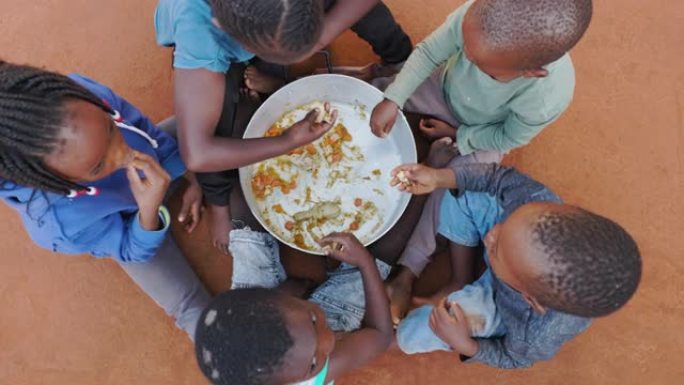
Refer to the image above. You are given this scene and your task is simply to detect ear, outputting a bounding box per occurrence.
[211,17,222,29]
[522,68,548,78]
[522,294,546,315]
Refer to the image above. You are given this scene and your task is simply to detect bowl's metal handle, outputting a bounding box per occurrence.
[315,49,333,74]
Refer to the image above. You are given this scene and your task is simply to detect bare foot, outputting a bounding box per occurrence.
[419,117,457,141]
[426,137,459,168]
[208,204,234,255]
[244,66,285,95]
[314,62,403,82]
[386,267,416,326]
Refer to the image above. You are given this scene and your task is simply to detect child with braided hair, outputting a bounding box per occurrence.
[154,0,412,253]
[0,61,212,339]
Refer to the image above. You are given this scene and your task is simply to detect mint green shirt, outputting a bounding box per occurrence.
[384,0,575,155]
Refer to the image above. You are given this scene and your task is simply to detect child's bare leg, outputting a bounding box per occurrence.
[315,62,403,82]
[207,203,234,255]
[385,266,417,325]
[420,242,478,303]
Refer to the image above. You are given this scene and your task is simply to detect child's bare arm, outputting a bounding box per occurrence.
[320,233,393,381]
[316,0,380,51]
[174,68,335,173]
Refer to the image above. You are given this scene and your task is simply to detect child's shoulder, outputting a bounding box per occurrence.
[512,54,576,118]
[156,0,213,27]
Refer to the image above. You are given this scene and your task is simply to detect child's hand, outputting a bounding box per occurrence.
[178,172,203,233]
[285,103,338,147]
[319,232,373,267]
[429,298,479,357]
[370,99,399,138]
[390,164,443,195]
[419,118,457,140]
[126,151,171,231]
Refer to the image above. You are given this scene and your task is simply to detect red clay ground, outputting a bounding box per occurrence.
[0,1,682,384]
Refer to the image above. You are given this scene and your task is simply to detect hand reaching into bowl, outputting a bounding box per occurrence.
[284,102,338,147]
[390,164,457,195]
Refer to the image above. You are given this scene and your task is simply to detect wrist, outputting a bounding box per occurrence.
[435,168,457,189]
[183,171,198,185]
[138,204,162,230]
[456,338,479,357]
[357,254,377,270]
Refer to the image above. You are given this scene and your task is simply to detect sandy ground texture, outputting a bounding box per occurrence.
[0,0,682,384]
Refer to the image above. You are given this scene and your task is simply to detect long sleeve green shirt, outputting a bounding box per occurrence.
[384,0,575,155]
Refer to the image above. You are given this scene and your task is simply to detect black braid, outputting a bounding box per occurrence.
[0,61,113,194]
[209,0,323,56]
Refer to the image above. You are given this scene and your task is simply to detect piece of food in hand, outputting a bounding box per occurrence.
[322,241,344,253]
[293,201,341,222]
[396,170,413,187]
[310,101,333,123]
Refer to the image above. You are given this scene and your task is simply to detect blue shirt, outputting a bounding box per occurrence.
[0,74,185,263]
[437,164,591,368]
[154,0,254,72]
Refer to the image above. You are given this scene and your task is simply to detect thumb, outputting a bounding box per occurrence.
[304,108,319,123]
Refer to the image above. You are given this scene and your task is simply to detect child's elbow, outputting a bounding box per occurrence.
[183,152,210,173]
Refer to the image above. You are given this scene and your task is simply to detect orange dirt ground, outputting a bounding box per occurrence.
[0,1,682,384]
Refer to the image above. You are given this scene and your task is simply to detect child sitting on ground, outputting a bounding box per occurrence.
[194,232,392,384]
[387,163,641,367]
[379,0,594,325]
[154,0,412,252]
[371,0,592,160]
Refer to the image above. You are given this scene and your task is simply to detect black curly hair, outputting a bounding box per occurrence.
[195,288,295,385]
[0,61,112,194]
[472,0,593,68]
[530,207,642,317]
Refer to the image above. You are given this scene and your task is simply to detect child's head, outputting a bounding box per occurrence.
[483,202,641,317]
[209,0,324,64]
[0,62,130,194]
[195,288,336,385]
[463,0,593,81]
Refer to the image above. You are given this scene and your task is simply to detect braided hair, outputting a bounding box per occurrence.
[0,61,112,194]
[195,288,295,385]
[209,0,324,57]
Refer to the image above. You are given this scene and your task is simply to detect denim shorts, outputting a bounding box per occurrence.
[229,229,391,332]
[396,270,504,354]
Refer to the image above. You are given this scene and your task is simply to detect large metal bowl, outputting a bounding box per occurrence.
[239,74,416,254]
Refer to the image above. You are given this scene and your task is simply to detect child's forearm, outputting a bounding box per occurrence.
[358,258,393,335]
[182,134,299,172]
[319,0,380,49]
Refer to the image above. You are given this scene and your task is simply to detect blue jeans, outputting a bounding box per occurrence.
[396,270,504,354]
[229,229,391,332]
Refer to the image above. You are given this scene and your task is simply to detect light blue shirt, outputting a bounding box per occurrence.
[154,0,254,73]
